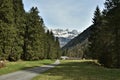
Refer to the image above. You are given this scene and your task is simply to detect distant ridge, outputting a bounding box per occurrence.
[62,25,93,49]
[52,29,79,47]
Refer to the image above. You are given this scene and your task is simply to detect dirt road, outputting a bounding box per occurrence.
[0,60,60,80]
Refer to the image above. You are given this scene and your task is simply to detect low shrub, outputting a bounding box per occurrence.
[0,61,5,68]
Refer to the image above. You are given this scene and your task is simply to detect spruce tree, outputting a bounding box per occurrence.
[8,0,25,61]
[45,30,51,59]
[88,6,102,59]
[104,0,120,68]
[90,0,120,68]
[55,37,61,58]
[23,7,45,60]
[46,31,59,59]
[0,0,16,60]
[48,31,56,59]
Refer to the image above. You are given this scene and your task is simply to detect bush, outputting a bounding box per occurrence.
[0,61,5,68]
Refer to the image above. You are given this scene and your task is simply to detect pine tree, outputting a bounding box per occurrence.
[88,6,102,59]
[8,0,25,61]
[90,0,120,68]
[45,30,61,59]
[104,0,120,68]
[55,37,61,58]
[105,0,120,11]
[45,30,51,59]
[0,0,16,60]
[48,31,56,59]
[0,0,61,61]
[23,7,45,60]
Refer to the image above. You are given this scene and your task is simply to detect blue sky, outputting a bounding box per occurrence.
[23,0,105,32]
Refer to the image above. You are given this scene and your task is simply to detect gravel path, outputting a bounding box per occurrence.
[0,60,60,80]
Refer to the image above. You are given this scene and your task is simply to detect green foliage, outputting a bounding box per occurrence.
[88,6,102,59]
[45,31,61,59]
[22,7,45,60]
[104,1,120,67]
[88,0,120,68]
[0,0,16,60]
[8,0,25,61]
[65,45,84,59]
[0,0,61,61]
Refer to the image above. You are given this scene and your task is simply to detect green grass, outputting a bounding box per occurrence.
[0,59,54,75]
[33,60,120,80]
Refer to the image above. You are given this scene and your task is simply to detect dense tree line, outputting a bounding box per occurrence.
[62,39,88,59]
[88,0,120,68]
[0,0,61,61]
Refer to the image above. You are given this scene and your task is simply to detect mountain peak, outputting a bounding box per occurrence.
[52,29,79,47]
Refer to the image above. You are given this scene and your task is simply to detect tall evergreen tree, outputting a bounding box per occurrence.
[48,31,56,59]
[8,0,26,61]
[0,0,16,60]
[45,30,61,59]
[88,0,120,68]
[104,0,120,68]
[0,0,61,61]
[23,7,45,60]
[88,6,102,59]
[55,37,61,58]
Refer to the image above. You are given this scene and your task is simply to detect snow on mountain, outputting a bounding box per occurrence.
[52,29,79,47]
[52,29,79,39]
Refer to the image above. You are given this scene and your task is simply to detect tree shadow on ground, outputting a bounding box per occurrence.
[20,61,120,80]
[35,61,120,80]
[43,61,100,80]
[21,63,58,74]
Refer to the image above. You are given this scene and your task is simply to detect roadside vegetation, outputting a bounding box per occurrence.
[0,0,61,62]
[33,60,120,80]
[63,0,120,68]
[0,60,54,75]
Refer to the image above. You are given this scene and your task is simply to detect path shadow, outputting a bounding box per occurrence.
[18,61,119,80]
[21,63,59,74]
[36,61,109,80]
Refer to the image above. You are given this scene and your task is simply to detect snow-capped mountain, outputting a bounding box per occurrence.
[52,29,79,47]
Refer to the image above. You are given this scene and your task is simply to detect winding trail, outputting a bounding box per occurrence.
[0,60,60,80]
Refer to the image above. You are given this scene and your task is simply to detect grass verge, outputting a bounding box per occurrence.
[33,60,120,80]
[0,59,54,75]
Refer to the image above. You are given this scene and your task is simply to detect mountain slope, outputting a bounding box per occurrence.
[63,25,93,49]
[62,25,93,59]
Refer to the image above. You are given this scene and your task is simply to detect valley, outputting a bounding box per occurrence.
[0,0,120,80]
